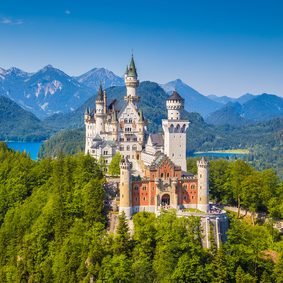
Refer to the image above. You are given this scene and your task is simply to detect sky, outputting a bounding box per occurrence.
[0,0,283,97]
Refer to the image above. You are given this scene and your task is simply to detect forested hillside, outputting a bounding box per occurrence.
[0,143,283,282]
[0,96,52,141]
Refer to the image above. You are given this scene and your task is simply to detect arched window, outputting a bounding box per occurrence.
[132,145,137,151]
[183,185,187,190]
[191,184,196,190]
[126,145,130,151]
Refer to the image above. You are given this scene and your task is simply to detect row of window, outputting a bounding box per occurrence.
[120,145,137,151]
[119,137,138,142]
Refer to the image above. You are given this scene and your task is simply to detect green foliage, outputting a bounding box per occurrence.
[38,128,85,158]
[108,152,121,176]
[0,145,282,282]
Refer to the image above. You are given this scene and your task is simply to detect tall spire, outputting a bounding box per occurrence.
[96,81,103,101]
[127,55,137,78]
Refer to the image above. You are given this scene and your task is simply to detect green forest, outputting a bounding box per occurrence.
[0,142,283,282]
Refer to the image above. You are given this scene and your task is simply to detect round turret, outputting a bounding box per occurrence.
[166,91,184,120]
[197,157,210,213]
[119,157,132,218]
[95,82,105,133]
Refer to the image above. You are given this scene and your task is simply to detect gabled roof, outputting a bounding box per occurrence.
[149,133,164,147]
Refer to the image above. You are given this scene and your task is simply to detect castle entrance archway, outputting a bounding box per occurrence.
[161,194,170,206]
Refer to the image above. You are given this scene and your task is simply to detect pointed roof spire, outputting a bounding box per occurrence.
[96,81,103,101]
[127,54,137,78]
[139,109,144,122]
[125,65,129,75]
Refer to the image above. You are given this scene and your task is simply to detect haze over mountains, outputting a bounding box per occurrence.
[0,65,282,127]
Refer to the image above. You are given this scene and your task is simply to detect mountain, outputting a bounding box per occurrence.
[207,93,256,105]
[236,93,256,105]
[0,95,51,141]
[160,79,222,117]
[242,93,283,122]
[207,95,235,105]
[75,68,124,90]
[205,102,250,126]
[0,65,94,119]
[206,93,283,126]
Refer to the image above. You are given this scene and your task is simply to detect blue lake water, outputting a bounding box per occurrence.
[6,142,43,160]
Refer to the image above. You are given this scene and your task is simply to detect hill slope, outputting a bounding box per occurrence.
[0,96,51,141]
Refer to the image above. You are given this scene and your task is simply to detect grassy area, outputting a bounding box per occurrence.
[195,149,250,154]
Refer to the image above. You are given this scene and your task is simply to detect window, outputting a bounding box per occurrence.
[191,185,196,190]
[167,173,169,178]
[143,197,146,201]
[142,186,147,191]
[120,146,124,151]
[134,186,139,190]
[161,173,164,178]
[132,145,137,151]
[127,145,130,151]
[184,196,187,200]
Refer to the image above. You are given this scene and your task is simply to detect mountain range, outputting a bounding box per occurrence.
[206,94,283,126]
[0,65,123,119]
[1,64,282,126]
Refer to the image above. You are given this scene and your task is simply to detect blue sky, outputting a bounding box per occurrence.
[0,0,283,97]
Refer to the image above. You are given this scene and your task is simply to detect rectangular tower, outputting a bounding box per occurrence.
[162,91,189,171]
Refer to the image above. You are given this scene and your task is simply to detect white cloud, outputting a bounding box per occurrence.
[65,10,71,15]
[0,17,24,25]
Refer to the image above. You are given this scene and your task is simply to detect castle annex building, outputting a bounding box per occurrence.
[84,56,211,218]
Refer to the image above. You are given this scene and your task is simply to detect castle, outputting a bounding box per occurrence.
[85,56,210,217]
[85,56,228,247]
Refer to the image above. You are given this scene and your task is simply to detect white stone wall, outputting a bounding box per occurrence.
[197,163,209,213]
[162,120,189,171]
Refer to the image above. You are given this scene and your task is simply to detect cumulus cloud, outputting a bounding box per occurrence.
[0,17,24,25]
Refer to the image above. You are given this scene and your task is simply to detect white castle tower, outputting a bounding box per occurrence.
[119,157,132,218]
[197,157,210,212]
[162,91,189,171]
[95,83,106,134]
[84,82,107,154]
[124,55,139,101]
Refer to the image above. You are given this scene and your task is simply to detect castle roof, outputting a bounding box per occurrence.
[96,81,103,101]
[149,133,164,147]
[167,90,184,101]
[127,55,137,78]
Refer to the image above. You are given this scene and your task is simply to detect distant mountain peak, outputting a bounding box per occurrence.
[75,67,124,90]
[160,79,222,117]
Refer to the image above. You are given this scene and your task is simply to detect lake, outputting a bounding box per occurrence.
[6,142,43,160]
